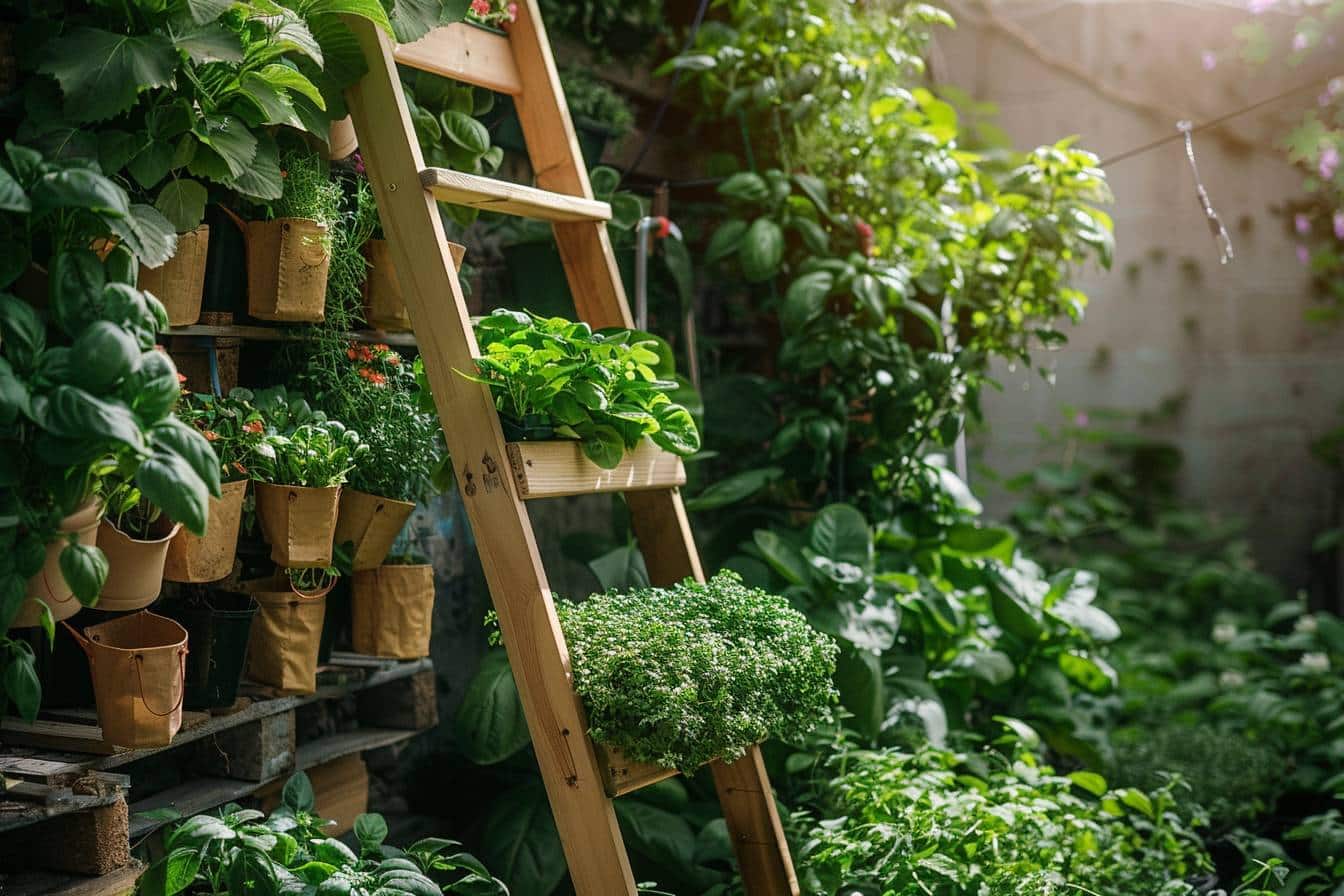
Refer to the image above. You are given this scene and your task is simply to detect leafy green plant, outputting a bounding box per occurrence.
[249,420,365,488]
[403,70,502,226]
[465,310,700,469]
[175,389,270,482]
[537,0,669,59]
[562,66,635,138]
[549,570,838,773]
[137,770,506,896]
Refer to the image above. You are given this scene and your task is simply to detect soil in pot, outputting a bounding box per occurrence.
[139,225,209,326]
[161,590,258,710]
[254,483,341,568]
[10,499,102,630]
[96,516,183,612]
[66,610,188,748]
[245,218,330,323]
[351,564,435,659]
[164,479,248,584]
[334,489,415,572]
[242,574,332,695]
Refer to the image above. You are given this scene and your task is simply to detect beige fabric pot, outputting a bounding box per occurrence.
[243,575,331,695]
[351,564,434,659]
[334,489,415,572]
[66,611,188,748]
[96,518,182,612]
[11,500,102,629]
[164,480,247,584]
[329,115,358,160]
[139,225,209,326]
[254,483,341,568]
[245,218,329,322]
[361,240,463,332]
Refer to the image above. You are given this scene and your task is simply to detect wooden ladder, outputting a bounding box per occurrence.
[341,6,800,894]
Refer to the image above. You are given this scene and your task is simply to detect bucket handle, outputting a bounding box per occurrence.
[63,621,189,718]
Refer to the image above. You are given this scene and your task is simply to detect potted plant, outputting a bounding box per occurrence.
[159,587,257,711]
[243,566,337,695]
[464,310,702,468]
[165,390,269,584]
[351,527,435,659]
[402,70,503,229]
[245,149,342,323]
[94,470,183,612]
[0,146,219,722]
[249,388,367,569]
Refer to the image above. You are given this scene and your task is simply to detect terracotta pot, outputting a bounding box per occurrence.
[351,564,434,659]
[139,225,210,326]
[242,574,332,695]
[333,489,415,572]
[361,240,463,332]
[10,500,103,630]
[96,517,183,612]
[66,611,188,748]
[245,218,329,323]
[164,480,247,583]
[329,115,358,160]
[254,483,341,568]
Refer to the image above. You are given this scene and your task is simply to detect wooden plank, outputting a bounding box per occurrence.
[2,799,130,876]
[343,15,640,895]
[594,744,679,799]
[192,710,295,782]
[506,440,685,499]
[394,23,522,95]
[710,746,800,895]
[357,667,438,730]
[420,168,610,222]
[2,859,145,896]
[165,325,417,347]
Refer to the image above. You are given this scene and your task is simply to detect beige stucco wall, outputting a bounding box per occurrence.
[937,0,1344,581]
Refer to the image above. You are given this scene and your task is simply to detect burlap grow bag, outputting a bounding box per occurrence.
[165,479,247,583]
[361,241,463,333]
[66,611,188,748]
[12,500,102,629]
[139,225,209,326]
[333,489,415,572]
[351,565,434,659]
[254,483,340,568]
[243,576,331,695]
[96,518,182,612]
[245,218,329,322]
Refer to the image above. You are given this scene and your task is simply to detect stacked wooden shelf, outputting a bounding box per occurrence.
[165,324,418,347]
[0,653,437,894]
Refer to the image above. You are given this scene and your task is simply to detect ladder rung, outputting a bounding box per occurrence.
[506,440,685,500]
[595,743,682,798]
[394,23,522,95]
[421,169,610,222]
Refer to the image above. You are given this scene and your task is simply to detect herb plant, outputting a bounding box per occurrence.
[175,390,270,483]
[249,421,365,489]
[466,310,701,469]
[552,570,838,774]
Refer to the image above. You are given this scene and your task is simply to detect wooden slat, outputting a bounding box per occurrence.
[420,168,610,222]
[594,744,679,798]
[342,16,640,895]
[506,440,685,499]
[2,859,145,896]
[393,23,521,95]
[711,746,799,894]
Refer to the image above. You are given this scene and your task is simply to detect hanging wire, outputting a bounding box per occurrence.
[1178,120,1235,264]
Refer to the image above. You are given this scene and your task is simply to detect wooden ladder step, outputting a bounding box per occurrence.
[420,169,610,222]
[505,440,686,499]
[394,23,521,95]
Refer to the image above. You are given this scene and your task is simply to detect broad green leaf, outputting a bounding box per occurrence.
[738,218,784,283]
[282,771,315,813]
[30,168,129,218]
[752,529,810,586]
[154,179,209,233]
[137,451,211,536]
[944,523,1015,561]
[718,172,770,204]
[953,648,1015,686]
[59,542,108,607]
[254,64,327,110]
[2,643,41,721]
[480,785,566,896]
[440,109,489,155]
[809,504,871,567]
[139,847,203,896]
[172,22,244,64]
[354,813,389,851]
[705,219,748,265]
[0,293,47,370]
[40,29,177,122]
[69,321,139,394]
[1058,650,1116,694]
[193,114,258,178]
[614,800,695,868]
[650,403,701,455]
[988,575,1042,644]
[782,270,833,332]
[46,386,144,450]
[455,650,531,764]
[151,416,222,498]
[109,204,177,268]
[0,164,30,212]
[580,423,625,469]
[1068,770,1108,797]
[685,466,782,511]
[588,542,650,592]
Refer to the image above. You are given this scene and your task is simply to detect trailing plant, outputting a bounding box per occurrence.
[465,309,701,469]
[546,570,838,774]
[0,144,218,721]
[137,770,507,896]
[797,738,1212,896]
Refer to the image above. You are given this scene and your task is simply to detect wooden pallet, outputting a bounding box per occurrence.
[342,7,799,893]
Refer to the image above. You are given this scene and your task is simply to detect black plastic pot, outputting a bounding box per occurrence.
[200,204,248,316]
[500,412,556,442]
[161,591,257,710]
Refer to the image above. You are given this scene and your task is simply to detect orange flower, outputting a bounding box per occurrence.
[370,372,387,386]
[387,352,401,366]
[347,347,358,360]
[203,430,219,442]
[232,461,248,476]
[375,343,390,352]
[177,373,188,384]
[242,420,263,434]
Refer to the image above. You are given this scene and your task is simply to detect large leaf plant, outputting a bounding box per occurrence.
[0,144,219,723]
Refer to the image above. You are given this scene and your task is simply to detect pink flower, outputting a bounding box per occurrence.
[1297,244,1311,265]
[1296,213,1312,235]
[507,2,518,20]
[1293,32,1310,52]
[1320,146,1340,180]
[854,217,875,257]
[470,0,489,14]
[1249,0,1277,13]
[1201,51,1217,72]
[1073,411,1090,428]
[1334,211,1344,240]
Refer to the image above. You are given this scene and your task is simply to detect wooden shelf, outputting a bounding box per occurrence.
[166,324,418,347]
[1,860,145,896]
[506,439,686,500]
[395,23,521,95]
[420,168,610,222]
[594,744,680,799]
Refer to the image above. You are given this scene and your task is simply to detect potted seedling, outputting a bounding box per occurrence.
[246,386,367,569]
[165,390,269,584]
[245,149,341,323]
[94,470,183,612]
[351,526,435,659]
[464,310,702,468]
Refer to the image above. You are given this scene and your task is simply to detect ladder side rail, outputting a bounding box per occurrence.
[341,18,639,895]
